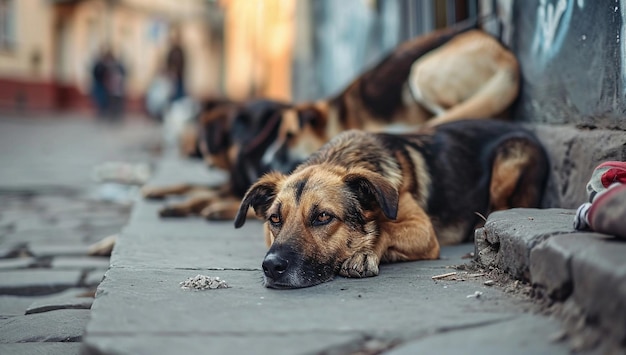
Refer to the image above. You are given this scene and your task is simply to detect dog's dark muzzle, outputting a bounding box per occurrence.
[262,252,289,281]
[261,244,334,289]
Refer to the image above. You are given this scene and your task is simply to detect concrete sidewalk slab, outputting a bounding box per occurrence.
[477,208,626,352]
[82,155,575,354]
[0,309,90,342]
[0,343,82,355]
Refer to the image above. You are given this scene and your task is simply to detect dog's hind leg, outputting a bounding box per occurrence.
[200,198,256,221]
[142,183,199,199]
[489,137,548,211]
[159,190,220,218]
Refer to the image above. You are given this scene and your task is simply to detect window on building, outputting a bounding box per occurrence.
[0,0,16,50]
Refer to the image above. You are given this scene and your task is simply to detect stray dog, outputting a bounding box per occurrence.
[262,27,520,173]
[143,99,290,219]
[235,120,548,289]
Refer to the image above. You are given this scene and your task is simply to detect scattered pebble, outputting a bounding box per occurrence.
[484,280,495,286]
[180,274,230,290]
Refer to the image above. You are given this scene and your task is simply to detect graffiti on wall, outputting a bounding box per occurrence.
[531,0,585,66]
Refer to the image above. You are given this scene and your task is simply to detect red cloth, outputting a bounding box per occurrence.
[597,161,626,188]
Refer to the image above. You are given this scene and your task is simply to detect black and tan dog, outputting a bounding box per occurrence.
[143,99,290,219]
[262,27,520,173]
[235,120,548,289]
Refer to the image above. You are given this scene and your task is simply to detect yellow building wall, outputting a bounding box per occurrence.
[0,0,54,81]
[222,0,294,101]
[0,0,222,112]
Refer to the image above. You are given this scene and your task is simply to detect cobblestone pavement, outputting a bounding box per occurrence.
[0,114,161,354]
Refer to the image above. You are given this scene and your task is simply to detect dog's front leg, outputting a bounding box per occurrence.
[380,194,440,262]
[158,190,218,217]
[142,183,197,199]
[339,250,380,278]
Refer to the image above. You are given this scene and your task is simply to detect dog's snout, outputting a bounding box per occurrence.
[262,253,289,280]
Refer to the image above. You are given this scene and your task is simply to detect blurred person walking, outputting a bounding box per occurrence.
[165,30,187,103]
[91,48,127,121]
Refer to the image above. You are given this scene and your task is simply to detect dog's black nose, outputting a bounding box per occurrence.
[262,253,289,280]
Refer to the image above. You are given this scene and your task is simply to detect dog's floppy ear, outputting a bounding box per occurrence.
[234,172,285,228]
[200,107,232,154]
[344,170,399,220]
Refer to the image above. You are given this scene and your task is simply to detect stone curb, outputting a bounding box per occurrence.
[475,208,626,349]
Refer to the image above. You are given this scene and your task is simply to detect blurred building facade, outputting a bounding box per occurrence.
[0,0,478,114]
[0,0,223,113]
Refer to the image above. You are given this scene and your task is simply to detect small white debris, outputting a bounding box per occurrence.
[466,291,483,299]
[484,280,495,286]
[180,274,230,290]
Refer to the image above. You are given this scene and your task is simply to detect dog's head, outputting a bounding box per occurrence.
[260,101,331,174]
[234,164,399,289]
[197,99,290,195]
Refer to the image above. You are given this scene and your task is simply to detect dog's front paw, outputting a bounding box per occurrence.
[142,187,166,200]
[159,206,188,218]
[201,207,228,220]
[339,252,380,278]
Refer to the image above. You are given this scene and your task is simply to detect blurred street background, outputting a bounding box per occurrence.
[1,0,625,353]
[0,0,476,118]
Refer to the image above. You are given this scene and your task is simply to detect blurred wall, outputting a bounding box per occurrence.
[0,0,222,114]
[221,0,295,101]
[291,0,477,102]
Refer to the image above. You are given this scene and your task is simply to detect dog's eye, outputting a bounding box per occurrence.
[269,214,281,225]
[312,212,333,226]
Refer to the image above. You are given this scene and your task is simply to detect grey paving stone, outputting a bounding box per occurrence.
[111,222,267,271]
[84,269,108,287]
[0,295,45,316]
[82,333,360,355]
[143,154,226,187]
[0,309,89,342]
[77,215,129,229]
[4,228,87,245]
[571,236,626,347]
[86,265,536,339]
[0,343,82,355]
[28,243,92,257]
[0,256,36,270]
[26,288,94,314]
[0,269,82,296]
[386,313,569,355]
[529,233,599,300]
[81,226,126,244]
[51,256,111,270]
[476,208,576,280]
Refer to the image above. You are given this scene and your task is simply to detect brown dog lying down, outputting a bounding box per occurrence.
[234,120,548,289]
[262,27,520,174]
